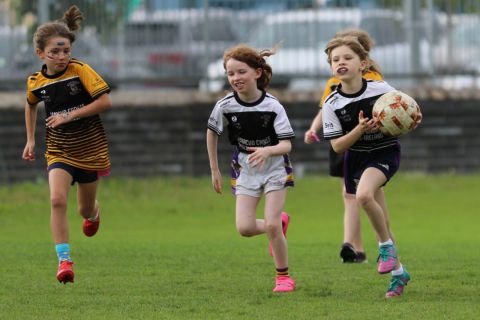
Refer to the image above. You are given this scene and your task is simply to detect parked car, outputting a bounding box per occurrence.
[432,14,480,89]
[117,8,238,86]
[447,15,480,73]
[0,25,30,89]
[199,8,450,91]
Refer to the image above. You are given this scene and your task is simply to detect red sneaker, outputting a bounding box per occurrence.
[83,211,100,237]
[269,212,290,256]
[57,260,74,284]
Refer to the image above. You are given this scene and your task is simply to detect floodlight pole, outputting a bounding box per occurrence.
[426,0,435,78]
[404,0,422,75]
[38,0,49,24]
[203,0,211,89]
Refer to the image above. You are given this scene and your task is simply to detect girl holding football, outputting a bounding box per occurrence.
[304,28,386,264]
[206,44,296,292]
[321,35,421,297]
[22,5,112,284]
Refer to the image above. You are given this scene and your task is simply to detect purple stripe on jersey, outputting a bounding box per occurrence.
[283,154,293,175]
[283,154,295,187]
[230,150,240,195]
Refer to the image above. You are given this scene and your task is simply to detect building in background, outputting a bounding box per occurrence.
[145,0,315,10]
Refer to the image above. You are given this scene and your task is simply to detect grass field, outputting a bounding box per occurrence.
[0,174,479,319]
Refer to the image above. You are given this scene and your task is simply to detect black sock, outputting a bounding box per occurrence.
[276,267,289,276]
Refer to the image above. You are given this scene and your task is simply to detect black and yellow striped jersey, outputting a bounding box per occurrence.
[26,58,111,171]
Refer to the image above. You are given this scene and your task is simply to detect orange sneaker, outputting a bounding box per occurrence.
[83,211,100,237]
[273,275,296,292]
[57,260,74,284]
[269,212,290,256]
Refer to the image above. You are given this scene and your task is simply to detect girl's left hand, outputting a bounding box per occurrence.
[359,110,378,133]
[412,111,423,129]
[211,168,222,194]
[46,113,69,128]
[246,147,270,168]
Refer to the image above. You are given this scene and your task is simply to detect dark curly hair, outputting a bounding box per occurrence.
[223,44,279,90]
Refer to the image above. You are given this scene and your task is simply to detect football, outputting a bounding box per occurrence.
[372,91,421,136]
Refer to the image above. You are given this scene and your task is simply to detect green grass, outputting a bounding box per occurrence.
[0,174,479,319]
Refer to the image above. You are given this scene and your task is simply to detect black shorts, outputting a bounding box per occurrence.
[344,144,401,194]
[329,146,345,177]
[47,162,99,185]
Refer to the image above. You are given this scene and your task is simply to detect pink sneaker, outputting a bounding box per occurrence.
[269,212,290,256]
[273,275,295,292]
[377,244,398,274]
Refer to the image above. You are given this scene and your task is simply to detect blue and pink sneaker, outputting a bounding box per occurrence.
[269,212,290,257]
[377,244,398,274]
[386,267,410,298]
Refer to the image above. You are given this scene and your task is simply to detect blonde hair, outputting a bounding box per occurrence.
[33,5,83,50]
[223,44,279,90]
[326,28,381,75]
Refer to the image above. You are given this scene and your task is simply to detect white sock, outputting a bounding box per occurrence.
[379,239,394,247]
[392,264,404,276]
[87,211,99,222]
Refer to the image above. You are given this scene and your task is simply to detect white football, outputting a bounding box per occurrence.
[372,91,421,136]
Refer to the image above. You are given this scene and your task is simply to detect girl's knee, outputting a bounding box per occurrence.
[356,192,374,208]
[236,225,255,237]
[343,190,356,200]
[264,220,281,237]
[78,201,97,218]
[50,195,67,210]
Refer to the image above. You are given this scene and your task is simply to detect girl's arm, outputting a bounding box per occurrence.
[22,102,38,161]
[46,93,112,128]
[206,129,222,194]
[331,111,377,153]
[304,109,322,144]
[247,139,292,168]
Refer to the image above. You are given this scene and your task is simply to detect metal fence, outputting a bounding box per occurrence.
[1,0,480,91]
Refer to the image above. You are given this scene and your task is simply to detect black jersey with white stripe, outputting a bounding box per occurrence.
[322,79,398,152]
[208,91,295,153]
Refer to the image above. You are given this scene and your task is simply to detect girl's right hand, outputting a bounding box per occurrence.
[22,142,36,161]
[211,168,222,194]
[304,129,320,144]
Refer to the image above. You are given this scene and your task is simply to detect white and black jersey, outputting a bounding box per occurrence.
[322,79,398,152]
[208,91,295,153]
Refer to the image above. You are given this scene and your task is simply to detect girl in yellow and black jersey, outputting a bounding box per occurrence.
[22,5,111,284]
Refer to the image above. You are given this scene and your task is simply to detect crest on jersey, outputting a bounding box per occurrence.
[260,114,272,127]
[66,80,81,95]
[40,89,51,102]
